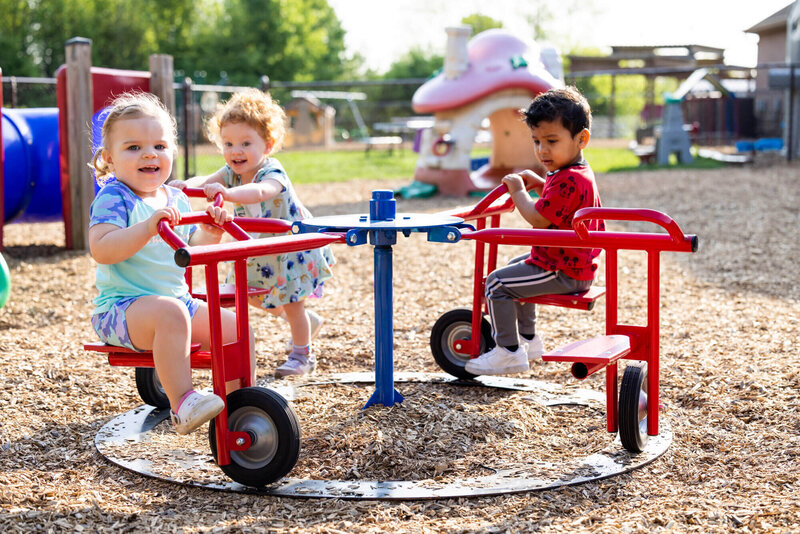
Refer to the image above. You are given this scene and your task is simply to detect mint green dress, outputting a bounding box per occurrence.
[221,158,335,309]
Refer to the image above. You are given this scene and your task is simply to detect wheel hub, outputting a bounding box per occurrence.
[228,407,279,468]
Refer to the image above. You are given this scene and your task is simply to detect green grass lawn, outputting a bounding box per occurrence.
[179,145,723,185]
[585,146,726,172]
[183,148,419,184]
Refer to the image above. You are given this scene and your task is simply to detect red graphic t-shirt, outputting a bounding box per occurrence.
[528,161,605,280]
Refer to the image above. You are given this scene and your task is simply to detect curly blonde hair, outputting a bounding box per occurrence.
[206,88,286,153]
[91,92,177,185]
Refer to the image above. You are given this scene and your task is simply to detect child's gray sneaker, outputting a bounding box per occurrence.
[275,354,317,378]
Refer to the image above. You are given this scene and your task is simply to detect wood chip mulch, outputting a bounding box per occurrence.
[1,162,798,533]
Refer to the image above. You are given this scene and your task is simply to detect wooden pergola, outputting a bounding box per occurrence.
[566,45,753,136]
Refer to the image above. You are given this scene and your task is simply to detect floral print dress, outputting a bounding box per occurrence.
[221,158,335,309]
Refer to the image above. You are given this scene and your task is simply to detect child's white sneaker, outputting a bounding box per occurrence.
[464,345,529,376]
[526,335,544,361]
[275,354,317,378]
[284,310,325,353]
[170,391,225,435]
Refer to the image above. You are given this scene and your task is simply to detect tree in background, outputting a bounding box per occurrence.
[183,0,347,84]
[359,47,444,133]
[0,0,38,76]
[0,0,348,85]
[21,0,200,76]
[460,13,503,36]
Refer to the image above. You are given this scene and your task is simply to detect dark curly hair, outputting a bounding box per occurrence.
[522,86,592,137]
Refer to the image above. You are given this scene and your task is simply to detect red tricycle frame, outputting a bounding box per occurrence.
[85,189,345,486]
[434,184,697,452]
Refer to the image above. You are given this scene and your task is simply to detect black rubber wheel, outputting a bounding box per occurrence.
[619,361,649,453]
[135,368,170,409]
[430,308,494,379]
[209,387,301,487]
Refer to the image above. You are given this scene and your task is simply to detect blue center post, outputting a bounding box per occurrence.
[291,190,465,410]
[367,190,402,408]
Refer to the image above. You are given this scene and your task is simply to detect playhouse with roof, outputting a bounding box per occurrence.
[411,27,563,196]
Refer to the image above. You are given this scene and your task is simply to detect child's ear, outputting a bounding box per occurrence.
[102,149,113,168]
[578,128,591,149]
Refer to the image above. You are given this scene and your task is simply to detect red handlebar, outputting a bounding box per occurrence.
[155,206,337,269]
[157,183,296,247]
[182,186,223,207]
[467,183,510,218]
[464,180,540,220]
[572,207,687,244]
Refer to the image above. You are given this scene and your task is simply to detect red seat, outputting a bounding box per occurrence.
[84,342,211,368]
[84,342,202,353]
[191,284,270,307]
[520,285,606,311]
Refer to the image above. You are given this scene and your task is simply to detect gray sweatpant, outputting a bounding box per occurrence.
[485,254,592,348]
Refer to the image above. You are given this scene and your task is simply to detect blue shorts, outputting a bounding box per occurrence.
[91,294,201,351]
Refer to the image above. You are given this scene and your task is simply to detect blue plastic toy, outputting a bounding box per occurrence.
[1,107,62,223]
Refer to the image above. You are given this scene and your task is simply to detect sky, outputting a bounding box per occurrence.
[327,0,795,73]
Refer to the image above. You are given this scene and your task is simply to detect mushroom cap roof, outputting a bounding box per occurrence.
[412,29,561,114]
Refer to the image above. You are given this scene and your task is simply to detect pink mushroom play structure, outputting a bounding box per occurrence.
[412,27,563,196]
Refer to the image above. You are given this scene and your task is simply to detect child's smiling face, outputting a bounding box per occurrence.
[220,121,271,181]
[102,116,174,198]
[530,119,589,173]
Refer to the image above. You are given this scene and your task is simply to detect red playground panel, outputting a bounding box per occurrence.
[56,66,151,250]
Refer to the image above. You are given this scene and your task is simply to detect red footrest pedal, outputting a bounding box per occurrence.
[542,334,630,365]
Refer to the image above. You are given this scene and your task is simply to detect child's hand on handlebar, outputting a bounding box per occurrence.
[518,169,545,190]
[200,204,234,236]
[502,173,526,194]
[203,183,227,201]
[149,206,181,235]
[167,180,187,190]
[206,204,233,226]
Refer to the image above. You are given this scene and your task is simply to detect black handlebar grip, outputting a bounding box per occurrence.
[175,248,191,268]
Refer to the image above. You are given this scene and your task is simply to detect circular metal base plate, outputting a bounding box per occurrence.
[95,372,672,499]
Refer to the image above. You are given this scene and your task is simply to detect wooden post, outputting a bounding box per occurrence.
[609,74,616,139]
[149,54,175,113]
[181,77,193,180]
[65,37,94,251]
[149,54,177,177]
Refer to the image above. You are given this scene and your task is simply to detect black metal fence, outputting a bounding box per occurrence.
[173,77,428,177]
[1,76,58,109]
[3,63,797,173]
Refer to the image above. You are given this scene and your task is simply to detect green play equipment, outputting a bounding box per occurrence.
[0,252,10,308]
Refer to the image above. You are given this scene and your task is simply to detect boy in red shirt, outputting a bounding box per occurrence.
[465,87,605,376]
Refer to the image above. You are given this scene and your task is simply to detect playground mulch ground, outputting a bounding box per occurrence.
[1,162,798,533]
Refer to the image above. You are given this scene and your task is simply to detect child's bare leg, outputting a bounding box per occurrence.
[248,295,282,317]
[274,301,315,378]
[126,296,193,411]
[190,303,254,393]
[283,301,310,347]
